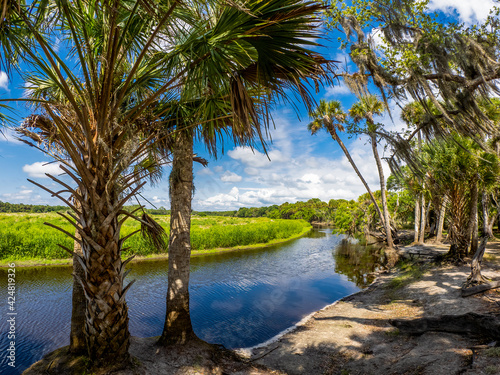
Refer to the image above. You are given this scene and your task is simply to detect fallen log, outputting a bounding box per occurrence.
[461,280,500,297]
[390,313,500,339]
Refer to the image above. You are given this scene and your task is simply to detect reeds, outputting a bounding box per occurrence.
[0,213,310,260]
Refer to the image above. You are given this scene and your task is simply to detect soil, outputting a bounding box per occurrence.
[23,240,500,375]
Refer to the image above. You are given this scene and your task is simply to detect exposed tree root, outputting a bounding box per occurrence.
[461,280,500,297]
[390,313,500,340]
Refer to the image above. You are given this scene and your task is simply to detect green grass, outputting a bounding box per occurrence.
[387,260,425,290]
[0,213,311,262]
[485,347,500,358]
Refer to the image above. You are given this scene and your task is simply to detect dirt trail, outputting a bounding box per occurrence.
[250,242,500,375]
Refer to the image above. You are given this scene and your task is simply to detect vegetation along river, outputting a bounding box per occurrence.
[0,228,383,373]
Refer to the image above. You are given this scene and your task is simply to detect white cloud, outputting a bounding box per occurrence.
[195,135,392,210]
[192,109,398,211]
[0,129,22,144]
[220,171,242,183]
[0,71,8,91]
[325,81,351,97]
[22,162,63,178]
[428,0,495,23]
[197,167,213,176]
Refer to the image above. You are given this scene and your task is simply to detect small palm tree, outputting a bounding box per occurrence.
[349,95,395,248]
[307,99,386,239]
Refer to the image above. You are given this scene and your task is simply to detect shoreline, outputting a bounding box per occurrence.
[0,225,312,268]
[249,241,500,374]
[236,281,374,358]
[22,241,500,374]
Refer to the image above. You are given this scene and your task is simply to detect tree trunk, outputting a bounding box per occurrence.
[418,193,426,244]
[436,196,447,243]
[158,130,197,345]
[482,192,494,238]
[80,189,131,366]
[465,236,489,286]
[414,193,421,243]
[370,132,394,248]
[488,214,497,239]
[466,177,479,256]
[70,229,86,354]
[325,123,385,229]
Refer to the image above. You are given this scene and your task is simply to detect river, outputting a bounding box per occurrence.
[0,228,383,374]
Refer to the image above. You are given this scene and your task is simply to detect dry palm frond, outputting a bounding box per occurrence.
[140,213,168,251]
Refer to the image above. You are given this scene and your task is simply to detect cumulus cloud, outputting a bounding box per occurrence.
[0,71,8,91]
[0,129,22,143]
[220,171,242,183]
[325,81,351,97]
[428,0,495,23]
[191,110,396,211]
[195,135,392,210]
[228,147,287,168]
[22,162,63,178]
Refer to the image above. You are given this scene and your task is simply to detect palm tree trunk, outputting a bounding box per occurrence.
[70,230,86,354]
[158,130,197,345]
[418,194,426,243]
[325,124,385,228]
[370,132,394,248]
[414,193,421,243]
[482,192,494,238]
[466,177,479,256]
[467,236,488,285]
[79,184,131,366]
[436,197,447,243]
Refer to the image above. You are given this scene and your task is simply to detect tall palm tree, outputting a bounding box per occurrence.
[307,99,385,232]
[349,95,395,248]
[157,0,333,346]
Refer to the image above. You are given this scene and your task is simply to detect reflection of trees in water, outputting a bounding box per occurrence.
[333,238,384,287]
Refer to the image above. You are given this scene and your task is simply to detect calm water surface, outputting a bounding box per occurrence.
[0,228,381,374]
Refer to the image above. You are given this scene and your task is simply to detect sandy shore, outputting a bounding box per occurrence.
[249,241,500,375]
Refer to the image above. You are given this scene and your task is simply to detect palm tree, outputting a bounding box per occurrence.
[307,99,385,233]
[157,0,333,346]
[348,95,394,248]
[11,0,247,368]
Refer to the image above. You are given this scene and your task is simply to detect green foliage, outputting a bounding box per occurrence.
[0,213,310,260]
[0,201,67,213]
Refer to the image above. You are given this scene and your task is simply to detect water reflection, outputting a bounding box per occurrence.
[0,228,384,374]
[333,238,384,287]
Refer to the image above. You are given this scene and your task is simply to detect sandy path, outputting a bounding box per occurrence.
[252,242,500,375]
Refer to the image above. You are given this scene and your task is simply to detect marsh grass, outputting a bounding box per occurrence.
[0,213,310,261]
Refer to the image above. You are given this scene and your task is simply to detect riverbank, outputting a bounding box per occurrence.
[23,240,500,374]
[0,225,312,267]
[0,213,311,267]
[249,241,500,374]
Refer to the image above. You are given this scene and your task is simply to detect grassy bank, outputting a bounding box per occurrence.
[0,213,311,265]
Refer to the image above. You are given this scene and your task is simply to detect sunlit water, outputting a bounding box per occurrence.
[0,228,382,374]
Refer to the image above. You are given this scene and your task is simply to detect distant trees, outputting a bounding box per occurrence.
[0,201,66,213]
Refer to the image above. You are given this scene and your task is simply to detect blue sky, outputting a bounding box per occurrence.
[0,1,495,211]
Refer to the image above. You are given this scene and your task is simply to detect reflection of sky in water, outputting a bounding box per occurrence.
[0,229,361,374]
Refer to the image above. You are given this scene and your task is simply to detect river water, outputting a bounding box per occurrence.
[0,228,382,374]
